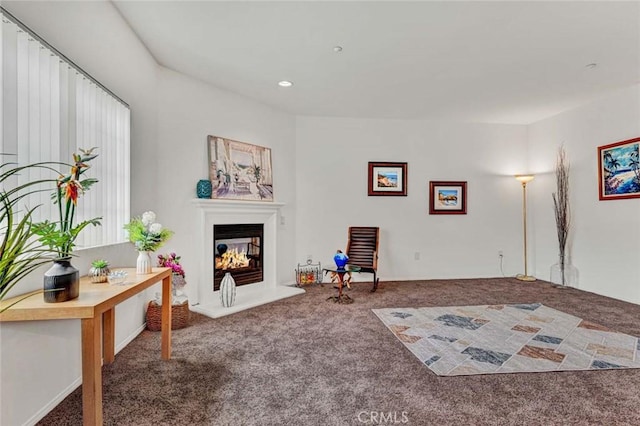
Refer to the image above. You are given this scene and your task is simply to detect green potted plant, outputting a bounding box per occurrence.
[89,259,110,283]
[32,148,101,302]
[0,161,60,312]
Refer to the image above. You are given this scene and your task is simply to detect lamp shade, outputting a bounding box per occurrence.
[515,174,535,184]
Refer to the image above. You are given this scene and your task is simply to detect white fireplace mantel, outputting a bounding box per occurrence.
[189,199,304,318]
[190,198,286,213]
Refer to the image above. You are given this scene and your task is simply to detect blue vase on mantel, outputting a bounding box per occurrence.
[334,250,348,270]
[196,179,212,199]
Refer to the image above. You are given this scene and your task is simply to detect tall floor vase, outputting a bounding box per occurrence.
[550,255,579,288]
[43,258,80,303]
[220,272,236,307]
[137,251,153,274]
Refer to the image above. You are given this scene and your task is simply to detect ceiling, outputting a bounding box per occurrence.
[113,1,640,124]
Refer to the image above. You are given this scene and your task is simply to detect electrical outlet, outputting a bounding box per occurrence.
[414,252,420,260]
[307,254,313,263]
[498,250,504,257]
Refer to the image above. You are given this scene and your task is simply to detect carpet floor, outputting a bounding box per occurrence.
[38,278,640,425]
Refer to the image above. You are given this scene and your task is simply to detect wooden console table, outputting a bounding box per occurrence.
[0,267,172,426]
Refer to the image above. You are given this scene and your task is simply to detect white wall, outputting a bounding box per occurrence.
[528,85,640,303]
[0,2,298,424]
[155,67,297,302]
[1,2,160,425]
[295,117,529,280]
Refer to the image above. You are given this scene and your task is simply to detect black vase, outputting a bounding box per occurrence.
[43,258,80,303]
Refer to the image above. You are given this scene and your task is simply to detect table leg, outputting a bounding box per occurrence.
[81,317,103,426]
[161,273,172,360]
[337,272,344,298]
[343,272,352,289]
[103,308,115,364]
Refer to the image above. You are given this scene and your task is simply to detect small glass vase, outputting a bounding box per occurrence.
[550,256,579,288]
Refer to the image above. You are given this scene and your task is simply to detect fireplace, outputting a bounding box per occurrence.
[214,224,263,290]
[190,199,304,319]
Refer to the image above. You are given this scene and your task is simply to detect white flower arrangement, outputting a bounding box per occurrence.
[123,211,173,252]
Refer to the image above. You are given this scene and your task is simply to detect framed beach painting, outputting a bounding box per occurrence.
[598,137,640,201]
[368,162,408,196]
[429,181,467,214]
[207,135,274,201]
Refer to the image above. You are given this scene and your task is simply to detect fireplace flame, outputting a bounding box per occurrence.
[216,248,250,270]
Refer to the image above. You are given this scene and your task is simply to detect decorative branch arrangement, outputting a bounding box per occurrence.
[552,146,570,285]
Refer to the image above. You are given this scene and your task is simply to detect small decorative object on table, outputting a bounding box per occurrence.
[33,148,102,303]
[107,270,128,285]
[334,250,348,269]
[296,260,322,286]
[196,179,213,198]
[124,211,173,274]
[89,259,110,283]
[220,272,236,307]
[147,252,190,330]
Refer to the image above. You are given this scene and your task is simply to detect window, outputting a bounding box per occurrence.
[1,8,130,249]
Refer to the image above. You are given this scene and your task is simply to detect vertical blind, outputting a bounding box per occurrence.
[1,8,130,249]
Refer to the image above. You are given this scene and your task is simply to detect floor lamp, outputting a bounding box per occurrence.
[515,175,536,281]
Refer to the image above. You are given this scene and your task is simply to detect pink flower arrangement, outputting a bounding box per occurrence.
[157,252,185,277]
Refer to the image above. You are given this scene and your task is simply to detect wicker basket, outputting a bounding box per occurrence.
[146,300,190,331]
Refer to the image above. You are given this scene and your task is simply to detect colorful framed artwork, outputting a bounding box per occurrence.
[429,181,467,214]
[598,137,640,201]
[367,162,408,196]
[207,135,274,201]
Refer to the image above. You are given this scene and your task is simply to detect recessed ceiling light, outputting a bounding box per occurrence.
[333,46,343,53]
[585,63,598,69]
[278,80,293,87]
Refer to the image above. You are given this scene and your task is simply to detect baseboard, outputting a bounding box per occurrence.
[23,377,82,426]
[117,323,147,353]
